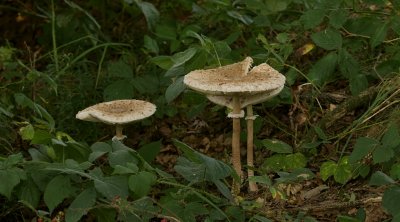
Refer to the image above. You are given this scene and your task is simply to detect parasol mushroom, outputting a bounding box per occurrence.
[76,99,156,140]
[184,57,285,194]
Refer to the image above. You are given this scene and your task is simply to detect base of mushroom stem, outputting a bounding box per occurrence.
[112,135,127,141]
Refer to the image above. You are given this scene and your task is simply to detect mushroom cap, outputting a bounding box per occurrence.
[183,58,285,96]
[76,99,156,125]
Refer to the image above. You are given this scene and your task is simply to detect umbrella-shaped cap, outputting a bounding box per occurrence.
[76,99,156,125]
[183,57,285,96]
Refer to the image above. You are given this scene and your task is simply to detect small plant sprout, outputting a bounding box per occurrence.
[184,57,285,194]
[76,99,156,141]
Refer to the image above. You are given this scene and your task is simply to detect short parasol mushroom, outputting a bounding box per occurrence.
[183,57,285,194]
[76,99,156,140]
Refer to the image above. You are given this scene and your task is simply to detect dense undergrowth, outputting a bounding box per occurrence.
[1,0,400,221]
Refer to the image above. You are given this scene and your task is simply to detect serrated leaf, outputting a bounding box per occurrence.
[369,171,395,186]
[17,179,41,208]
[109,150,138,168]
[370,22,389,48]
[338,49,360,79]
[348,137,379,164]
[311,29,342,50]
[144,35,159,54]
[307,52,338,85]
[44,175,74,213]
[19,124,34,140]
[93,174,129,200]
[320,161,337,181]
[390,164,400,180]
[372,145,394,164]
[0,169,22,199]
[262,139,293,153]
[329,9,348,28]
[65,188,96,222]
[382,125,400,149]
[103,80,134,101]
[128,171,157,198]
[285,153,307,170]
[107,60,133,79]
[165,76,185,103]
[265,0,288,12]
[301,9,326,29]
[349,74,368,95]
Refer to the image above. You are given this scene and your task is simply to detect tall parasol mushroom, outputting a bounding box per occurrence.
[184,57,285,194]
[76,99,156,140]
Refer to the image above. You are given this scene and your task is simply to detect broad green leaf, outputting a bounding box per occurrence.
[138,140,161,162]
[251,215,273,222]
[183,202,209,222]
[265,0,288,12]
[227,10,253,25]
[262,154,286,172]
[132,74,162,94]
[392,15,400,35]
[128,171,157,198]
[336,215,360,222]
[369,171,395,186]
[329,9,348,28]
[135,1,159,30]
[249,175,272,186]
[172,47,197,67]
[383,186,400,215]
[17,178,41,208]
[382,125,400,149]
[155,23,176,40]
[107,60,133,79]
[313,126,327,141]
[93,174,129,200]
[65,188,96,222]
[372,145,394,164]
[112,164,139,175]
[348,137,379,164]
[307,52,337,85]
[92,208,117,222]
[338,49,360,79]
[311,29,342,50]
[344,17,381,37]
[109,150,138,168]
[19,124,34,140]
[390,163,400,180]
[103,80,134,101]
[151,56,173,70]
[89,142,112,162]
[165,76,185,103]
[334,163,352,184]
[301,9,326,29]
[0,169,23,199]
[143,35,159,54]
[370,22,389,48]
[214,179,233,201]
[44,175,74,213]
[285,153,307,170]
[262,139,293,153]
[165,64,185,77]
[320,161,337,181]
[349,74,368,95]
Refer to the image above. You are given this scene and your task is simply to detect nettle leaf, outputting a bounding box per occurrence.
[44,175,74,213]
[372,145,394,164]
[329,9,348,28]
[348,137,379,164]
[390,164,400,180]
[383,186,400,216]
[311,29,342,50]
[285,153,307,170]
[103,80,134,101]
[338,49,360,79]
[0,168,24,199]
[307,52,337,86]
[262,139,292,153]
[301,9,326,29]
[320,161,337,181]
[370,22,389,48]
[349,74,368,95]
[128,171,157,198]
[17,178,41,208]
[382,125,400,149]
[369,171,395,186]
[265,0,288,12]
[65,188,96,222]
[93,174,129,200]
[107,60,133,79]
[334,163,352,184]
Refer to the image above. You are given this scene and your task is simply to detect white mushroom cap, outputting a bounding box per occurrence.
[183,58,285,96]
[76,99,156,125]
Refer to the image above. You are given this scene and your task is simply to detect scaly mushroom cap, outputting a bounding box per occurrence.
[76,99,156,125]
[183,58,285,96]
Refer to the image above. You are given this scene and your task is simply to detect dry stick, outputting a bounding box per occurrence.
[246,105,258,192]
[231,96,242,194]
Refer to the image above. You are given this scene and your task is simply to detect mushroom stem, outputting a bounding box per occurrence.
[246,105,258,192]
[231,96,242,194]
[114,124,125,140]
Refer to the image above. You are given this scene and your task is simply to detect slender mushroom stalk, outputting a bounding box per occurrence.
[231,96,242,194]
[184,57,285,194]
[246,105,258,192]
[114,124,126,141]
